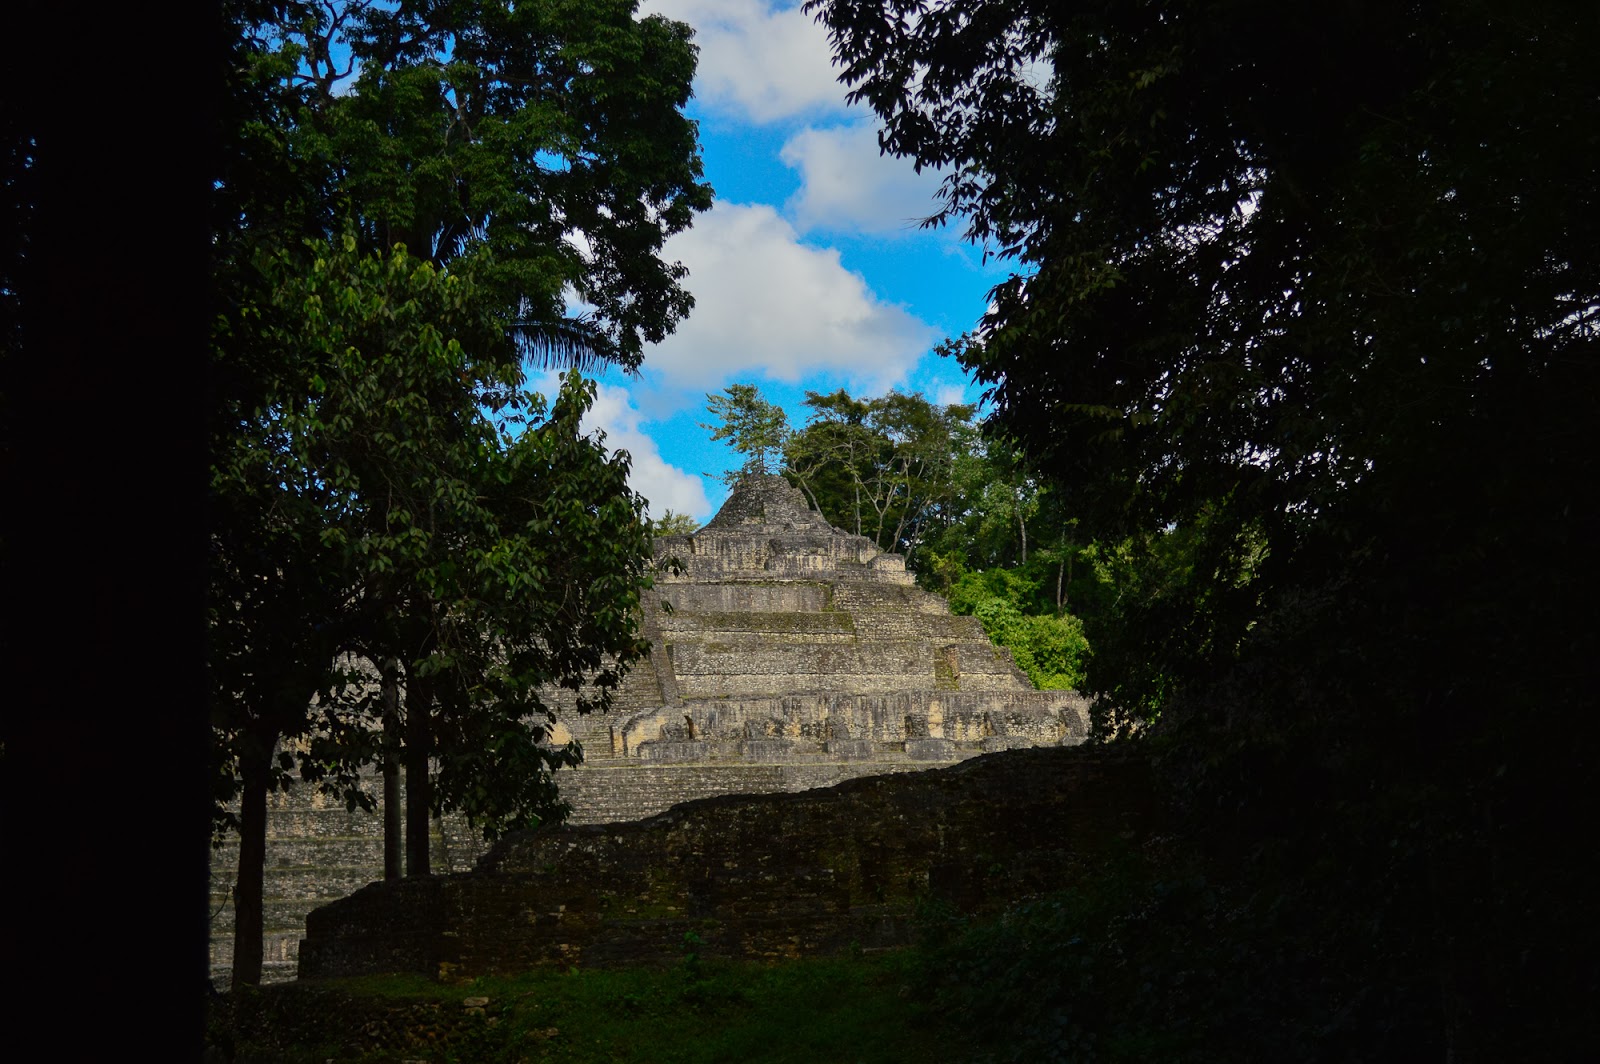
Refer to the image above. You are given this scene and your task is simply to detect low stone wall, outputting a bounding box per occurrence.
[297,746,1159,981]
[207,730,1088,986]
[208,755,983,986]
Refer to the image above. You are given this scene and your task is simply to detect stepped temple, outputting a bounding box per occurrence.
[549,474,1089,815]
[210,474,1089,984]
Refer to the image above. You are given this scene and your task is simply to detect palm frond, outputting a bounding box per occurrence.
[510,317,637,375]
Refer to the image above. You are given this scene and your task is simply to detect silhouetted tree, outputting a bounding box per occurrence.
[808,0,1599,1054]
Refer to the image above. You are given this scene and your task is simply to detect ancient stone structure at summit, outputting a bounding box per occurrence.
[544,474,1089,823]
[209,474,1087,985]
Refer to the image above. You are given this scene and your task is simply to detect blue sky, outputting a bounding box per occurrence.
[539,0,1011,522]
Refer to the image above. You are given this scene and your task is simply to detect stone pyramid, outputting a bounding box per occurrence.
[548,474,1087,821]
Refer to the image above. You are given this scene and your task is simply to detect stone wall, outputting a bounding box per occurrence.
[297,746,1158,981]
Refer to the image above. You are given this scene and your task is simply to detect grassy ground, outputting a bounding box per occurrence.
[208,948,980,1064]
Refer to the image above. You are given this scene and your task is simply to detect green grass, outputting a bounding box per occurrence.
[211,950,977,1064]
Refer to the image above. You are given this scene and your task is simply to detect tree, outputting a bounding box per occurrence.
[808,0,1595,686]
[806,0,1599,1054]
[970,599,1089,691]
[652,509,701,536]
[782,388,878,533]
[925,428,1043,572]
[783,386,973,561]
[260,0,712,367]
[211,234,655,986]
[865,390,972,557]
[702,383,791,482]
[212,0,708,986]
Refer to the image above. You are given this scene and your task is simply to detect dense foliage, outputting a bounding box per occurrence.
[807,0,1599,1055]
[236,0,711,366]
[211,0,709,985]
[207,951,978,1063]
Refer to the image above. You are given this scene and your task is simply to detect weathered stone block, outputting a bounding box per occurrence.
[738,738,797,762]
[905,738,958,761]
[637,741,709,763]
[825,739,877,760]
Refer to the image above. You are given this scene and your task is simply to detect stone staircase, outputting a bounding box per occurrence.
[609,474,1085,763]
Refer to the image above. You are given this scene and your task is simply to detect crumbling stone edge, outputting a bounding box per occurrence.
[297,744,1161,982]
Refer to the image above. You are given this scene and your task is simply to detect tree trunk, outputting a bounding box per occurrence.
[889,484,913,554]
[1017,495,1028,565]
[853,478,861,537]
[1057,552,1066,615]
[406,672,432,877]
[230,733,273,989]
[795,475,821,515]
[381,659,402,881]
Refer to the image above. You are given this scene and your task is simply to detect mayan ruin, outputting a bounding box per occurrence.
[209,474,1087,985]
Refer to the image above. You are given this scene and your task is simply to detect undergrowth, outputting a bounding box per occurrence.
[207,948,975,1064]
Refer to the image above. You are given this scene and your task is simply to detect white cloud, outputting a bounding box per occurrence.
[531,373,714,520]
[645,201,938,392]
[641,0,848,122]
[780,121,944,234]
[934,383,969,408]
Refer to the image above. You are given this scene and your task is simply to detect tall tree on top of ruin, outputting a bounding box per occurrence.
[783,386,974,563]
[702,383,792,483]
